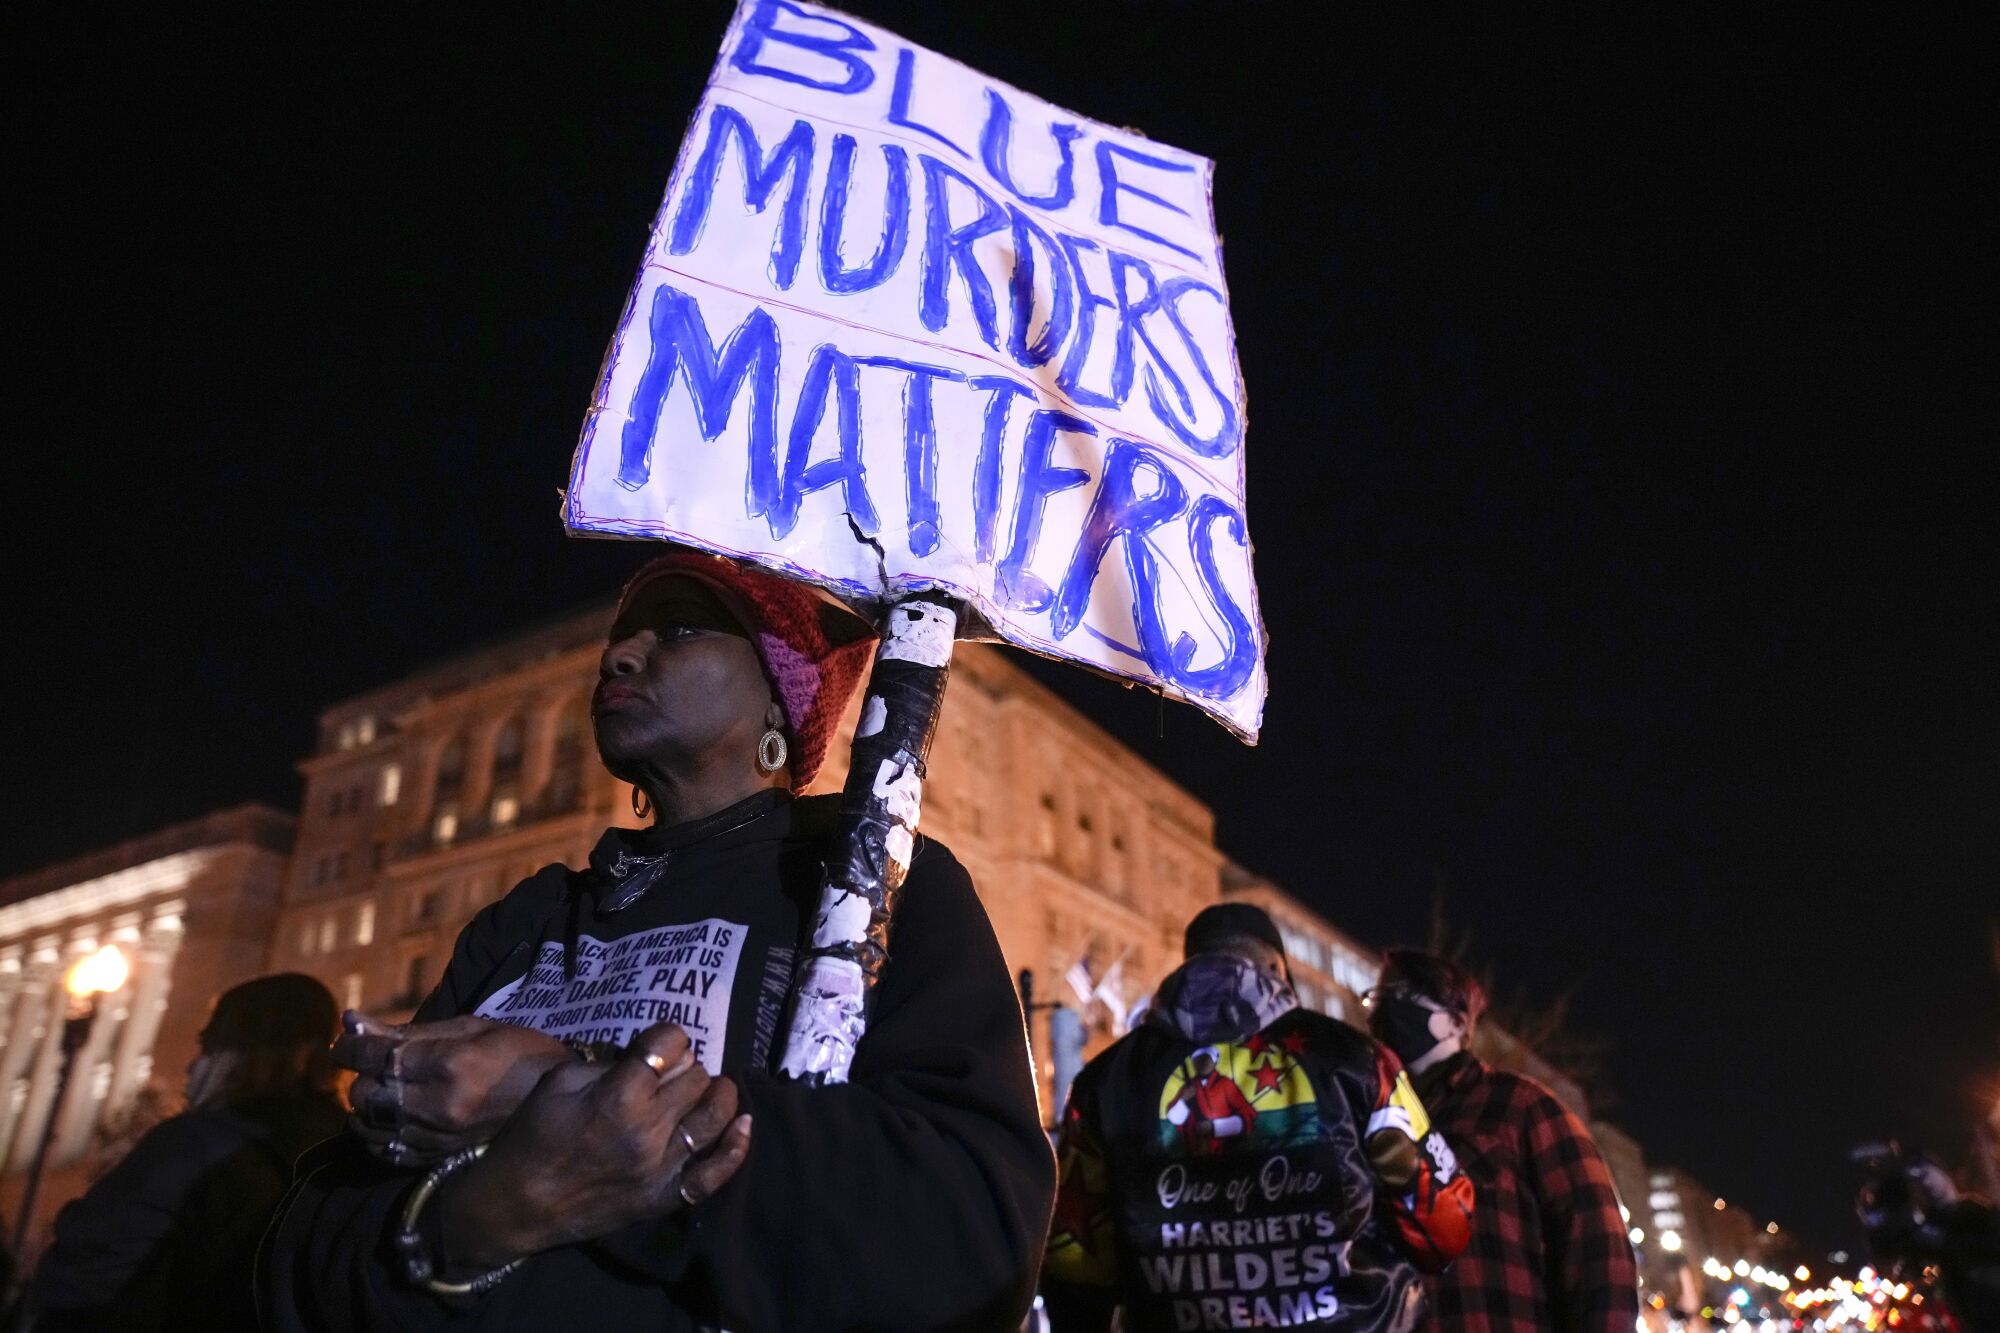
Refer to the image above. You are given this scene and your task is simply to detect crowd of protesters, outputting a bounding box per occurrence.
[0,552,1989,1330]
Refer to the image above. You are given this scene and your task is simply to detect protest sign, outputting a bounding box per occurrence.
[565,0,1265,741]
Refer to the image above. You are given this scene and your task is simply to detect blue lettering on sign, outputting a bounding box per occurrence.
[998,408,1094,611]
[669,107,815,291]
[1005,206,1075,370]
[979,91,1081,210]
[731,0,876,94]
[1095,140,1203,264]
[773,343,876,538]
[918,155,1006,349]
[968,375,1037,563]
[857,356,966,557]
[1171,495,1259,698]
[1055,233,1119,410]
[818,134,910,295]
[1051,438,1189,656]
[890,48,967,158]
[1146,277,1241,459]
[617,285,782,521]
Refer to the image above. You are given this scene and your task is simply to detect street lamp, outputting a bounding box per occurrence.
[11,944,129,1253]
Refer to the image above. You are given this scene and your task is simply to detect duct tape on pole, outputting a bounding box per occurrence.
[779,597,958,1085]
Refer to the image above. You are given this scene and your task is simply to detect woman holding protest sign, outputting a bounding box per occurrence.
[260,550,1054,1332]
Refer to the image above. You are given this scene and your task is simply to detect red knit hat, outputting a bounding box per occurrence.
[615,551,878,788]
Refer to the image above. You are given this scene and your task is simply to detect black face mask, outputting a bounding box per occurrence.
[1368,996,1444,1066]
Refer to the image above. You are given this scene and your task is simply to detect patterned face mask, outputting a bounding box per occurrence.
[1366,995,1445,1066]
[1147,952,1298,1046]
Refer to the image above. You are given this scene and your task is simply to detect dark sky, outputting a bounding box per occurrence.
[14,3,1996,1248]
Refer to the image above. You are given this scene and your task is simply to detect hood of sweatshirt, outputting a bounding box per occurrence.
[1145,953,1299,1046]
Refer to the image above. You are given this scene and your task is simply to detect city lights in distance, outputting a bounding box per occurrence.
[1659,1229,1682,1252]
[1629,1227,1645,1244]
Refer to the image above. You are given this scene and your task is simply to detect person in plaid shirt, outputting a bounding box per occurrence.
[1364,950,1638,1333]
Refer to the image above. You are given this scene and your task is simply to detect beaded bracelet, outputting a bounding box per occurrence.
[393,1143,521,1298]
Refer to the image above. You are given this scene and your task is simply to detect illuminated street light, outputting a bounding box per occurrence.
[1660,1230,1682,1252]
[67,944,130,1001]
[13,944,130,1252]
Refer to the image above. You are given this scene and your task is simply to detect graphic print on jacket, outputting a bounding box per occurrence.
[1046,961,1474,1333]
[476,919,747,1072]
[1160,1033,1321,1156]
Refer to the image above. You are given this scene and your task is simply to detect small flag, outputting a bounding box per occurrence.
[1065,952,1095,1006]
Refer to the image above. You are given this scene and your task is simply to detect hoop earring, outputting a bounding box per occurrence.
[756,728,788,775]
[632,787,651,819]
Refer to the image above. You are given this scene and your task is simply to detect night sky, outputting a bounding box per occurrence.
[15,4,1995,1248]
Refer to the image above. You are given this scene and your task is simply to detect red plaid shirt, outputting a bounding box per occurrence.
[1415,1053,1638,1333]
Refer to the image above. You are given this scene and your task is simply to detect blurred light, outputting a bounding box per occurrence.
[1796,1266,1811,1281]
[1735,1260,1751,1276]
[1766,1221,1779,1234]
[1630,1227,1645,1244]
[1715,1197,1727,1209]
[66,944,129,998]
[1661,1230,1682,1252]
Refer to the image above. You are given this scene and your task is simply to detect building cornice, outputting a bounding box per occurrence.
[0,849,217,944]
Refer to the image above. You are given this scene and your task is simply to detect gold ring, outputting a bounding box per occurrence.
[639,1050,672,1077]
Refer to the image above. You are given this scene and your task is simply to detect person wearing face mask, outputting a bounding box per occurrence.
[27,973,346,1331]
[1041,905,1473,1332]
[1363,951,1637,1333]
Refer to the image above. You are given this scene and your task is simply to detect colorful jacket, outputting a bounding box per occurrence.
[1413,1053,1638,1333]
[1044,957,1475,1331]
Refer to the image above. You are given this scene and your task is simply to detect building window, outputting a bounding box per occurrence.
[342,972,365,1011]
[434,737,466,800]
[354,901,375,947]
[355,715,376,745]
[297,920,317,957]
[404,954,431,1003]
[433,806,459,846]
[493,719,524,779]
[379,763,403,807]
[334,850,350,881]
[317,915,337,955]
[415,890,443,923]
[492,792,520,829]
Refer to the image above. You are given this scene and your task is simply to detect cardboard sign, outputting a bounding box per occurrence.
[565,0,1264,740]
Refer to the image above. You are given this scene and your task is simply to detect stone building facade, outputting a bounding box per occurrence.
[0,804,293,1246]
[268,597,1627,1153]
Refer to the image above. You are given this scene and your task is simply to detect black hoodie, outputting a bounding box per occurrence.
[260,791,1054,1332]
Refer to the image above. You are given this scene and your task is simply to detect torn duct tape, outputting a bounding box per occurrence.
[871,756,924,829]
[811,890,875,950]
[878,602,956,668]
[779,596,958,1085]
[779,955,869,1082]
[884,825,915,873]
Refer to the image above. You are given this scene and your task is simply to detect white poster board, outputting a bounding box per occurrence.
[565,0,1265,740]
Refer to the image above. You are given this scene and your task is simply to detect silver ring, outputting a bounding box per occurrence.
[677,1179,703,1208]
[639,1050,672,1078]
[677,1126,698,1158]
